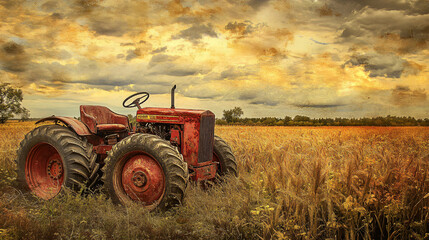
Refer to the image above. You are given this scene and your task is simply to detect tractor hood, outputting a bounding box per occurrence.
[136,107,214,124]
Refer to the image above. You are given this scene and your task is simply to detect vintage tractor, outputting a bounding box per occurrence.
[16,86,237,210]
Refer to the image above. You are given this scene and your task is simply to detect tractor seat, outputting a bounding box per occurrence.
[97,124,127,132]
[80,105,130,134]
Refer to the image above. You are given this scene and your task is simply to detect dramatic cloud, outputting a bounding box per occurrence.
[219,66,258,80]
[295,104,345,108]
[318,4,340,17]
[340,7,429,52]
[0,0,427,118]
[87,16,130,37]
[345,53,407,78]
[392,86,427,106]
[0,42,30,72]
[151,47,167,54]
[148,54,210,77]
[149,54,180,67]
[248,0,270,10]
[225,21,253,37]
[330,0,429,14]
[172,23,218,42]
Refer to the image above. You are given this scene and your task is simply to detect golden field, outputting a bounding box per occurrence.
[1,122,429,239]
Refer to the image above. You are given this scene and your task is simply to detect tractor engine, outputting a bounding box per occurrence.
[135,107,216,180]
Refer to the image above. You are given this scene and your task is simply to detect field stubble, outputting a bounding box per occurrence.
[0,122,428,239]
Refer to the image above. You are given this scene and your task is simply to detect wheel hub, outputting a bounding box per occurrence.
[47,158,63,180]
[120,154,165,203]
[132,171,147,187]
[26,142,64,200]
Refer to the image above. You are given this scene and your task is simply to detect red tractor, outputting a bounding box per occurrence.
[16,86,237,210]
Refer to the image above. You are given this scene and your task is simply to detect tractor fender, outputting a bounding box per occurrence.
[36,116,92,136]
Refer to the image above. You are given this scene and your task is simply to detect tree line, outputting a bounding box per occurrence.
[1,85,428,127]
[217,107,429,126]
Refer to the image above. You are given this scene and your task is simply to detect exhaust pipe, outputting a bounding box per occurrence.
[171,85,176,109]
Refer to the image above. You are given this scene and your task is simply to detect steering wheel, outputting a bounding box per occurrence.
[122,92,150,108]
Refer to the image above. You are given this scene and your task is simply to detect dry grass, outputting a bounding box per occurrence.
[1,123,429,239]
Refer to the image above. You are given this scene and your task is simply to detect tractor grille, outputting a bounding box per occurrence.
[198,112,215,163]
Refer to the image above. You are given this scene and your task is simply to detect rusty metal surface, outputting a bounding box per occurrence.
[136,107,212,121]
[183,119,200,166]
[120,152,165,203]
[94,145,113,155]
[97,124,127,132]
[170,129,180,145]
[25,142,64,199]
[190,164,217,181]
[36,116,92,136]
[136,107,216,172]
[136,114,181,123]
[80,105,130,134]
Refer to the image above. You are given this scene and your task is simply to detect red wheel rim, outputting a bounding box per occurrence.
[114,151,165,208]
[25,143,64,199]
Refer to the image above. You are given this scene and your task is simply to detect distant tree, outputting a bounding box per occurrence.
[215,119,227,125]
[262,117,277,126]
[275,120,284,126]
[244,119,255,126]
[293,115,310,122]
[223,107,243,123]
[0,83,28,123]
[20,108,30,121]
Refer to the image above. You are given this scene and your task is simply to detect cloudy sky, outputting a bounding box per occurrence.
[0,0,428,119]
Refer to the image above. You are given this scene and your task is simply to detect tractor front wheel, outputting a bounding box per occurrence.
[16,125,94,199]
[213,135,238,177]
[102,134,188,211]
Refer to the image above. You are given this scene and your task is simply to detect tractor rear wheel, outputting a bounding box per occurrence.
[16,125,94,199]
[102,133,188,211]
[213,135,238,177]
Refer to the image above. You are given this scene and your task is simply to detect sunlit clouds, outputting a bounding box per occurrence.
[0,0,427,118]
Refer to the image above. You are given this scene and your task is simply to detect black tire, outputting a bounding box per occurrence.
[102,133,188,211]
[87,153,102,191]
[16,124,94,199]
[214,135,238,177]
